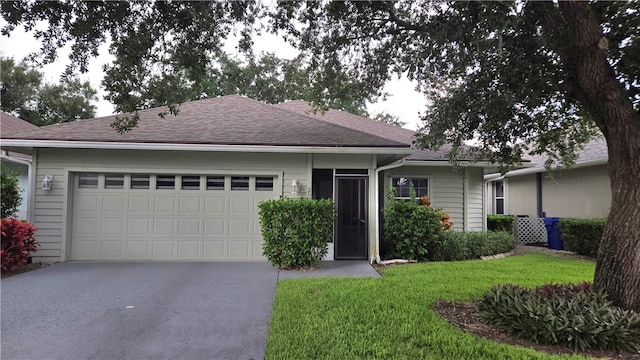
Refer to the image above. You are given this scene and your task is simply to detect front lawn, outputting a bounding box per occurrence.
[266,254,595,359]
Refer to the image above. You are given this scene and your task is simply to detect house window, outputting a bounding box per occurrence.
[392,177,429,199]
[231,176,249,191]
[206,176,225,190]
[78,173,98,189]
[131,175,150,189]
[255,177,274,191]
[105,175,124,189]
[156,175,175,190]
[494,180,505,214]
[181,176,200,190]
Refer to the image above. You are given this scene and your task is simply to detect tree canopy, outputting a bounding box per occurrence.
[1,1,638,310]
[1,57,97,125]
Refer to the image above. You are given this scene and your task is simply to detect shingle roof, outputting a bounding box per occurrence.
[1,112,38,135]
[274,100,415,144]
[3,96,408,148]
[276,100,479,161]
[524,138,608,167]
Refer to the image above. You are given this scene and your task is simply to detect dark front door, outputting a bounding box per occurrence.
[335,176,368,259]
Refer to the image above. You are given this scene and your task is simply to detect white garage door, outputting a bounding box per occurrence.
[70,173,279,261]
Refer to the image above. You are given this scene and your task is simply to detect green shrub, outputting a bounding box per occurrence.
[487,215,514,234]
[1,169,22,219]
[431,231,516,261]
[477,283,640,352]
[383,196,443,261]
[558,218,606,258]
[258,197,334,269]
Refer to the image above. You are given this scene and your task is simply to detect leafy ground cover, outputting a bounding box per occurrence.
[266,254,596,359]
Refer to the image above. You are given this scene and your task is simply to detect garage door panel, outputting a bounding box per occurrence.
[129,196,151,212]
[102,196,125,212]
[154,197,176,213]
[74,218,99,235]
[203,241,225,257]
[179,197,202,213]
[204,197,226,213]
[100,240,123,257]
[229,197,251,213]
[152,241,174,257]
[72,240,98,258]
[204,219,225,235]
[228,241,250,257]
[178,219,201,235]
[126,241,149,257]
[153,219,176,235]
[229,219,251,235]
[101,218,124,234]
[71,173,278,261]
[127,219,150,235]
[178,241,200,257]
[76,195,99,211]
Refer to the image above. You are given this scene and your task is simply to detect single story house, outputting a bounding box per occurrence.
[485,138,610,218]
[1,112,38,220]
[1,95,490,263]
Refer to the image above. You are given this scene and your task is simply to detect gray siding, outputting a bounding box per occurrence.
[32,148,310,261]
[466,167,484,231]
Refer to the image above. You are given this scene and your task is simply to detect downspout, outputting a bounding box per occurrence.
[373,158,406,264]
[536,172,543,218]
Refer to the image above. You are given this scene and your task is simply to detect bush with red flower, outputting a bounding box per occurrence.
[1,218,39,272]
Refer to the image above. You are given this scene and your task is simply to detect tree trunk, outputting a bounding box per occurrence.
[551,2,640,311]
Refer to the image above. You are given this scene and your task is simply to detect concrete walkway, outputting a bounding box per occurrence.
[278,260,381,280]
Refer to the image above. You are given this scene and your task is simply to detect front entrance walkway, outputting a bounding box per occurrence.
[277,260,381,280]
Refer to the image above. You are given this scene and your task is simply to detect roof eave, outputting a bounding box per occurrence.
[0,139,414,155]
[485,158,608,179]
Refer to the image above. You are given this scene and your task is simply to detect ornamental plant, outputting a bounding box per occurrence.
[259,197,334,269]
[1,218,39,272]
[477,283,640,352]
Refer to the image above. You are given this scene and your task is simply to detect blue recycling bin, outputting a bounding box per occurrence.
[544,217,564,250]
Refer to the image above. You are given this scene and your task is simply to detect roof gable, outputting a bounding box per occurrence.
[1,112,37,135]
[3,96,408,148]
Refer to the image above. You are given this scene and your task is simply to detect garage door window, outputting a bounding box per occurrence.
[231,177,249,191]
[206,176,225,190]
[181,176,200,190]
[156,175,175,190]
[131,175,150,189]
[105,175,124,189]
[256,177,274,191]
[78,173,98,189]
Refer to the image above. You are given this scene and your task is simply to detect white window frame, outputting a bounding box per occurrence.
[391,176,430,200]
[492,179,507,215]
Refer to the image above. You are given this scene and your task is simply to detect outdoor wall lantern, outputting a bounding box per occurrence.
[291,179,299,194]
[41,175,55,190]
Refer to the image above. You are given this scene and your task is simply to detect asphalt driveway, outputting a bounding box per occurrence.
[1,262,278,360]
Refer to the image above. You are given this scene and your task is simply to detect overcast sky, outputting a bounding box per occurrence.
[0,22,428,130]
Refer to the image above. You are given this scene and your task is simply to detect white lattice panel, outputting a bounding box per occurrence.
[515,218,547,244]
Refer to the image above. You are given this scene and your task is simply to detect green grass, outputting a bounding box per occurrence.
[266,254,596,359]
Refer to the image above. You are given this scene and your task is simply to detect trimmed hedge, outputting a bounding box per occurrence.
[258,197,334,269]
[487,215,514,234]
[431,231,516,262]
[558,218,606,258]
[477,283,640,352]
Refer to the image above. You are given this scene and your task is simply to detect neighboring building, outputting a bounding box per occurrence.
[1,112,38,220]
[1,95,490,263]
[485,138,610,218]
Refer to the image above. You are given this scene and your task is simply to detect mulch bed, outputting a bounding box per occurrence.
[433,300,639,359]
